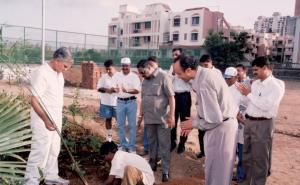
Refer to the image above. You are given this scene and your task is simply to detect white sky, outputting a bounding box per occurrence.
[0,0,296,35]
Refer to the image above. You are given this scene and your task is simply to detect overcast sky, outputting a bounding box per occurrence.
[0,0,296,35]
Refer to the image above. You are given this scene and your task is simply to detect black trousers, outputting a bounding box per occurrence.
[171,91,191,146]
[198,129,205,155]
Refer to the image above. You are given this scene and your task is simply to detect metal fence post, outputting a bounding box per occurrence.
[23,26,26,47]
[55,30,58,50]
[84,33,87,49]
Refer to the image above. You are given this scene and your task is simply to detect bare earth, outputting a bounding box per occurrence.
[1,76,299,185]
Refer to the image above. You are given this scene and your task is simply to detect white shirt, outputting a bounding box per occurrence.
[110,151,154,185]
[245,75,285,118]
[168,65,191,92]
[115,71,141,98]
[96,73,118,106]
[212,66,223,77]
[229,82,244,144]
[229,83,243,106]
[31,62,64,108]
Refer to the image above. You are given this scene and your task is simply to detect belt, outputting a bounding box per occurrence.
[199,117,229,122]
[175,91,190,94]
[245,114,271,121]
[118,96,136,101]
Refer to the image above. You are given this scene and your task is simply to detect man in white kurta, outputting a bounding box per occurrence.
[25,47,73,185]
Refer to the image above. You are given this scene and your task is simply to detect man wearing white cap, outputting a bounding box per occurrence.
[224,67,246,183]
[114,58,141,153]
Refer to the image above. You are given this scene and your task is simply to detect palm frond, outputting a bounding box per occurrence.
[0,92,32,181]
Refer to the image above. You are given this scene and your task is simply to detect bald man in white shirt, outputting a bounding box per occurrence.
[237,56,285,185]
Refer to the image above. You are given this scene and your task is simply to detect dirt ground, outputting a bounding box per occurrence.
[1,69,300,185]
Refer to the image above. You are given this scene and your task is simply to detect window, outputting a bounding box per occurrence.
[120,29,123,35]
[173,34,179,42]
[185,18,188,24]
[192,16,200,25]
[144,36,151,43]
[173,18,180,27]
[145,21,151,29]
[120,42,123,47]
[111,25,117,33]
[134,23,141,30]
[191,33,198,41]
[110,38,116,44]
[133,37,140,46]
[184,33,187,40]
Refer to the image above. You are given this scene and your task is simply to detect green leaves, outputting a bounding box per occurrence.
[0,93,32,182]
[203,30,252,65]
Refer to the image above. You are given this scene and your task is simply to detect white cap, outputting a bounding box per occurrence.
[224,67,237,78]
[121,57,131,65]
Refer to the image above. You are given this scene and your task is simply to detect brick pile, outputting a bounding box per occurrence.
[80,61,101,89]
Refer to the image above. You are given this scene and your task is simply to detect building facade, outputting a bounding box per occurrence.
[169,7,230,47]
[107,4,230,51]
[292,17,300,65]
[254,12,291,36]
[108,3,171,51]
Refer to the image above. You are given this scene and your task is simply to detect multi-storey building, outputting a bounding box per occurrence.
[108,3,171,51]
[247,32,294,63]
[292,17,300,65]
[169,7,230,47]
[254,12,291,36]
[107,4,230,51]
[295,0,300,17]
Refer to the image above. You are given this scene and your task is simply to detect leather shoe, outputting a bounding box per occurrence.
[170,142,177,152]
[177,145,185,154]
[162,174,170,182]
[151,165,157,172]
[196,152,205,158]
[139,150,149,156]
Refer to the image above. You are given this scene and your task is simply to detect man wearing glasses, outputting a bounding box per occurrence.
[138,58,175,182]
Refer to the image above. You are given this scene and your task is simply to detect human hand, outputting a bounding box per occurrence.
[44,120,56,131]
[180,118,193,136]
[137,116,143,128]
[236,83,251,96]
[166,115,175,128]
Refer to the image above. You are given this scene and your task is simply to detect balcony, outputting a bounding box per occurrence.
[133,29,141,33]
[284,50,293,55]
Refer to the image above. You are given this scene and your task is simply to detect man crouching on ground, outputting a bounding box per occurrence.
[101,141,155,185]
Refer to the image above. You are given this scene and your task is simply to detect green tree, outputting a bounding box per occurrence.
[203,30,251,65]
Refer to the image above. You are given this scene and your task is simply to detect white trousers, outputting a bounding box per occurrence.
[204,118,238,185]
[25,107,62,185]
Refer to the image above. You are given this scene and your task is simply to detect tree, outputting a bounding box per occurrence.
[203,30,252,66]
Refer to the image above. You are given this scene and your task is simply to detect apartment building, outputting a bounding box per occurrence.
[295,0,300,17]
[292,17,300,65]
[108,3,170,50]
[254,12,292,36]
[108,4,231,51]
[169,7,230,47]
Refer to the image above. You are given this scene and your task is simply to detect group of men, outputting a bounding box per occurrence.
[24,47,285,185]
